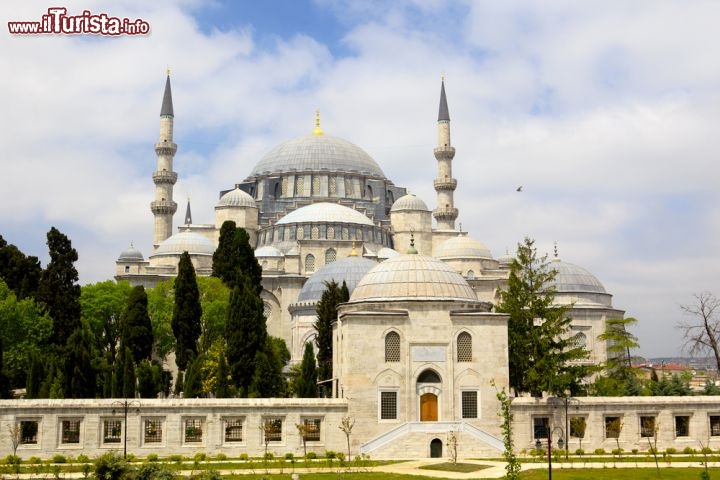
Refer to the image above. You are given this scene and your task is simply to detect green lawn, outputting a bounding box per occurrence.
[519,467,716,479]
[419,462,492,473]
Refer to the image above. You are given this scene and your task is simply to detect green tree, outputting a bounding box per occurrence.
[197,277,230,354]
[592,317,641,396]
[0,279,53,389]
[122,286,154,363]
[183,354,203,398]
[121,346,136,399]
[226,273,266,396]
[0,235,42,300]
[36,227,81,348]
[171,252,202,371]
[64,322,97,398]
[0,338,9,398]
[80,281,133,363]
[314,281,348,396]
[215,352,230,398]
[496,237,592,397]
[212,221,262,292]
[297,342,318,398]
[146,280,176,360]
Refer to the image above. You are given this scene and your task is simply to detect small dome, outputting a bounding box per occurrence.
[377,247,400,260]
[390,194,429,212]
[118,244,144,262]
[549,259,606,294]
[436,235,493,259]
[255,246,283,257]
[277,203,374,226]
[154,231,215,257]
[218,187,255,208]
[497,251,514,265]
[298,256,377,303]
[351,253,477,302]
[248,134,386,179]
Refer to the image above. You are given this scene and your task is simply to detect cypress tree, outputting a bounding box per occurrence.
[215,353,230,398]
[121,286,154,363]
[122,346,136,398]
[249,349,278,398]
[36,227,81,348]
[0,235,42,300]
[314,281,347,395]
[65,323,97,398]
[212,221,262,292]
[226,273,266,396]
[297,342,318,398]
[183,355,203,398]
[26,352,43,399]
[171,252,202,371]
[0,338,9,398]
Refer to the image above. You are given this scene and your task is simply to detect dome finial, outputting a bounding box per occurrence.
[312,109,324,136]
[350,241,357,257]
[407,232,418,254]
[166,64,171,76]
[553,241,561,262]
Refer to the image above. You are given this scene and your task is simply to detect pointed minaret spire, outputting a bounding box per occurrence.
[151,70,178,249]
[160,70,174,117]
[184,197,192,225]
[432,77,459,230]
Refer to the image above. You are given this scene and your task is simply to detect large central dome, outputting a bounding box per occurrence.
[248,134,386,179]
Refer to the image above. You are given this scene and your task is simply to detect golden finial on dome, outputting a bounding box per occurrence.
[407,232,418,254]
[312,109,324,136]
[167,64,171,76]
[350,241,357,257]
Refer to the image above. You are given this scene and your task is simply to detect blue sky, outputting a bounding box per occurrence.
[1,0,719,358]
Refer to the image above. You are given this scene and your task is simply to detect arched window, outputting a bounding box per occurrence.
[385,332,400,362]
[571,332,587,348]
[327,226,335,239]
[281,177,288,196]
[457,332,472,362]
[305,254,315,273]
[366,185,373,199]
[295,176,305,196]
[467,270,475,279]
[263,302,272,320]
[325,248,336,264]
[312,176,320,196]
[329,177,337,196]
[417,369,441,383]
[311,226,319,239]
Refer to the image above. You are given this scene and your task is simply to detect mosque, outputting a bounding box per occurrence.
[2,76,716,462]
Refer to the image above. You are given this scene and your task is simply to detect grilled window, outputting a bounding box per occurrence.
[457,332,472,362]
[380,392,397,420]
[675,416,690,437]
[184,418,203,443]
[385,332,400,362]
[224,418,243,442]
[263,418,282,443]
[461,391,478,419]
[144,419,163,443]
[20,421,38,445]
[103,420,122,444]
[302,418,321,441]
[640,416,656,438]
[61,420,81,444]
[305,254,315,273]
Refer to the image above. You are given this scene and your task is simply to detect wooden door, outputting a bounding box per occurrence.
[420,393,438,421]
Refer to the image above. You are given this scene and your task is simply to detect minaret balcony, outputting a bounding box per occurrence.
[433,146,455,160]
[154,142,178,155]
[433,207,459,219]
[151,200,178,215]
[433,178,457,191]
[152,170,178,185]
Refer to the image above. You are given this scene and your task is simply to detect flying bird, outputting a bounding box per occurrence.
[516,186,523,192]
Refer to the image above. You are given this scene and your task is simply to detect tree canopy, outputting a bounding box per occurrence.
[314,280,349,396]
[496,237,592,397]
[171,252,202,371]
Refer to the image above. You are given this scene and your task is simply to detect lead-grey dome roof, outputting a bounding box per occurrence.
[218,187,255,207]
[351,253,477,302]
[248,134,386,179]
[436,235,493,259]
[153,231,215,257]
[277,202,375,226]
[549,259,606,294]
[390,194,429,212]
[118,244,144,262]
[298,256,377,303]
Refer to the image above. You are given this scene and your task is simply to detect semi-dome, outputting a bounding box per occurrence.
[277,202,374,226]
[298,256,377,303]
[118,244,144,262]
[436,235,493,259]
[248,134,386,179]
[218,187,255,207]
[390,194,429,212]
[350,253,477,302]
[377,247,400,260]
[154,231,216,257]
[549,259,606,294]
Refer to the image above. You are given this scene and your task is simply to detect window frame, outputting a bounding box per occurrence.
[640,415,656,438]
[18,419,40,447]
[711,415,720,437]
[143,418,164,445]
[604,415,622,439]
[183,417,204,444]
[675,415,690,438]
[457,332,472,362]
[223,417,244,444]
[102,419,123,445]
[460,390,478,419]
[59,418,82,445]
[533,416,549,440]
[379,390,399,421]
[301,417,322,443]
[385,331,400,362]
[262,417,283,444]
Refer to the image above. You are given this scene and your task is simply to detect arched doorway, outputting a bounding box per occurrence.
[417,369,442,422]
[420,393,438,421]
[430,438,443,458]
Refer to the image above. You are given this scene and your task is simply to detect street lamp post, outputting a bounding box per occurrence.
[536,426,564,480]
[548,395,578,460]
[112,399,140,459]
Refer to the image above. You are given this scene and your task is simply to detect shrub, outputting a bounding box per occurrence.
[305,452,317,460]
[683,447,697,454]
[169,454,183,463]
[215,453,227,461]
[647,447,658,454]
[147,454,159,462]
[239,453,249,461]
[611,448,624,455]
[575,448,585,456]
[336,452,346,463]
[28,456,42,465]
[701,447,713,454]
[5,455,21,466]
[94,452,130,480]
[126,454,136,462]
[191,471,222,480]
[193,452,207,462]
[594,448,605,455]
[264,452,274,460]
[52,454,67,464]
[325,451,337,459]
[665,448,677,455]
[136,462,176,480]
[284,453,294,460]
[631,449,638,454]
[76,454,90,463]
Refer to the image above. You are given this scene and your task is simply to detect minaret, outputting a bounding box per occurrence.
[151,71,178,249]
[432,78,459,230]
